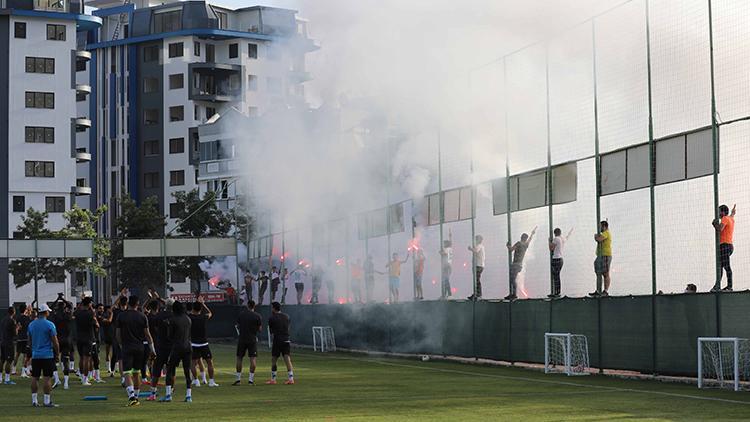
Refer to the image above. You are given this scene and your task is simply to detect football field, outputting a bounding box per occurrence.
[1,343,750,421]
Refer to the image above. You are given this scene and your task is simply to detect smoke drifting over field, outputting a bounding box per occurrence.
[210,0,625,303]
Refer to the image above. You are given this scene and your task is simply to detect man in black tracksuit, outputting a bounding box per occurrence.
[266,302,295,385]
[162,301,193,403]
[148,300,173,400]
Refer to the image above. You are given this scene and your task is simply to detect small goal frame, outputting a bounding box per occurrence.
[697,337,749,391]
[312,326,336,352]
[544,332,590,376]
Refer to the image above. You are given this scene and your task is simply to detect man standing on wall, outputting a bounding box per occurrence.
[712,204,736,292]
[590,221,612,297]
[350,259,364,304]
[413,248,425,301]
[439,230,454,300]
[292,266,306,305]
[467,235,485,301]
[505,227,537,301]
[266,302,294,385]
[233,300,262,386]
[363,256,376,303]
[257,271,270,306]
[548,228,573,299]
[270,267,281,303]
[385,252,409,304]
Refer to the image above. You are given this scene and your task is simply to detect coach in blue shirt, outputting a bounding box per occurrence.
[28,304,60,407]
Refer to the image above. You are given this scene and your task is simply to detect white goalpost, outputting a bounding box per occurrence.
[697,337,750,391]
[544,333,590,376]
[312,326,336,352]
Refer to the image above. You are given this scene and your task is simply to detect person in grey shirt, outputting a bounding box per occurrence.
[505,227,536,301]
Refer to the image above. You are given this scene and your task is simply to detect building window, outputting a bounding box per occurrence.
[194,41,201,56]
[168,42,184,58]
[266,77,281,94]
[46,266,65,283]
[169,203,181,219]
[14,22,26,39]
[169,170,185,186]
[215,10,228,29]
[169,73,184,89]
[206,44,215,62]
[248,43,257,59]
[45,196,65,213]
[229,43,238,58]
[143,139,159,156]
[143,77,158,93]
[248,74,258,91]
[169,137,184,154]
[25,126,54,143]
[110,139,117,166]
[143,45,159,62]
[12,196,25,213]
[25,92,54,109]
[194,105,200,120]
[143,172,159,189]
[144,109,159,125]
[169,106,184,122]
[46,24,66,41]
[76,60,87,72]
[25,57,55,74]
[153,10,182,33]
[25,161,54,177]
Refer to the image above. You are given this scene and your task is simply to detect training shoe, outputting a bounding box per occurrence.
[32,402,40,407]
[208,381,219,387]
[63,383,69,390]
[588,291,600,297]
[95,378,105,384]
[82,380,91,386]
[43,402,59,408]
[159,395,172,403]
[191,379,200,387]
[231,380,241,386]
[284,379,295,385]
[248,380,254,385]
[503,294,517,301]
[51,380,60,389]
[4,380,16,385]
[722,286,733,292]
[265,379,277,385]
[127,397,140,407]
[184,396,192,403]
[20,373,29,379]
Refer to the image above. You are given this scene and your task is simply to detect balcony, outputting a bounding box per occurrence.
[197,159,240,181]
[73,117,91,132]
[71,185,92,196]
[188,63,241,103]
[75,84,91,98]
[75,50,92,62]
[34,0,68,12]
[74,148,91,163]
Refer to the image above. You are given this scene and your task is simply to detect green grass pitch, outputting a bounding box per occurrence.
[1,343,749,421]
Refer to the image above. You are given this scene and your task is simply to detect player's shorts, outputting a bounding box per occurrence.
[16,340,30,357]
[0,343,14,362]
[102,328,113,345]
[121,345,145,373]
[31,358,56,378]
[594,256,612,274]
[77,340,93,357]
[389,276,400,289]
[191,345,212,360]
[59,339,72,356]
[271,340,291,358]
[236,340,258,358]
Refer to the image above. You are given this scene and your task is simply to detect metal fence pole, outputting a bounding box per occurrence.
[591,18,604,374]
[502,57,514,364]
[644,0,659,375]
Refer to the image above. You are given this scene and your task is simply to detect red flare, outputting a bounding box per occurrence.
[451,287,457,294]
[431,279,437,285]
[335,258,344,266]
[209,276,220,287]
[337,297,347,304]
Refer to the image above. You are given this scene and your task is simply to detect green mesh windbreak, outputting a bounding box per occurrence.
[550,297,600,368]
[719,293,750,339]
[510,299,550,364]
[656,293,717,376]
[442,301,475,357]
[474,300,510,361]
[600,296,652,372]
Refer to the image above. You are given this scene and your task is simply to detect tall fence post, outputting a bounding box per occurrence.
[591,18,604,374]
[706,0,721,338]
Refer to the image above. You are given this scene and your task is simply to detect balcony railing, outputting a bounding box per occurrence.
[34,0,68,12]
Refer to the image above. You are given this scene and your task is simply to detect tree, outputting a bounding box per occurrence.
[170,189,233,293]
[9,208,52,288]
[111,195,166,291]
[58,205,109,286]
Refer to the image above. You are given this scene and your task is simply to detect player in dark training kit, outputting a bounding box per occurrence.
[233,300,262,385]
[51,300,73,389]
[73,297,98,385]
[189,296,218,387]
[148,299,173,400]
[13,304,32,378]
[116,295,155,407]
[266,302,295,385]
[0,306,18,385]
[161,301,193,403]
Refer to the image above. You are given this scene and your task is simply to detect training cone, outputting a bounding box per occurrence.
[83,396,108,401]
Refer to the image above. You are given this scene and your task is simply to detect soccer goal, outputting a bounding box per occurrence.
[698,337,750,391]
[312,326,336,352]
[544,333,590,376]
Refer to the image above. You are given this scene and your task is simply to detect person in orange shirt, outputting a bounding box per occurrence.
[712,204,736,292]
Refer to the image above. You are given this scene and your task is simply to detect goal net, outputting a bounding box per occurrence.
[312,326,336,352]
[698,337,750,391]
[544,333,590,376]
